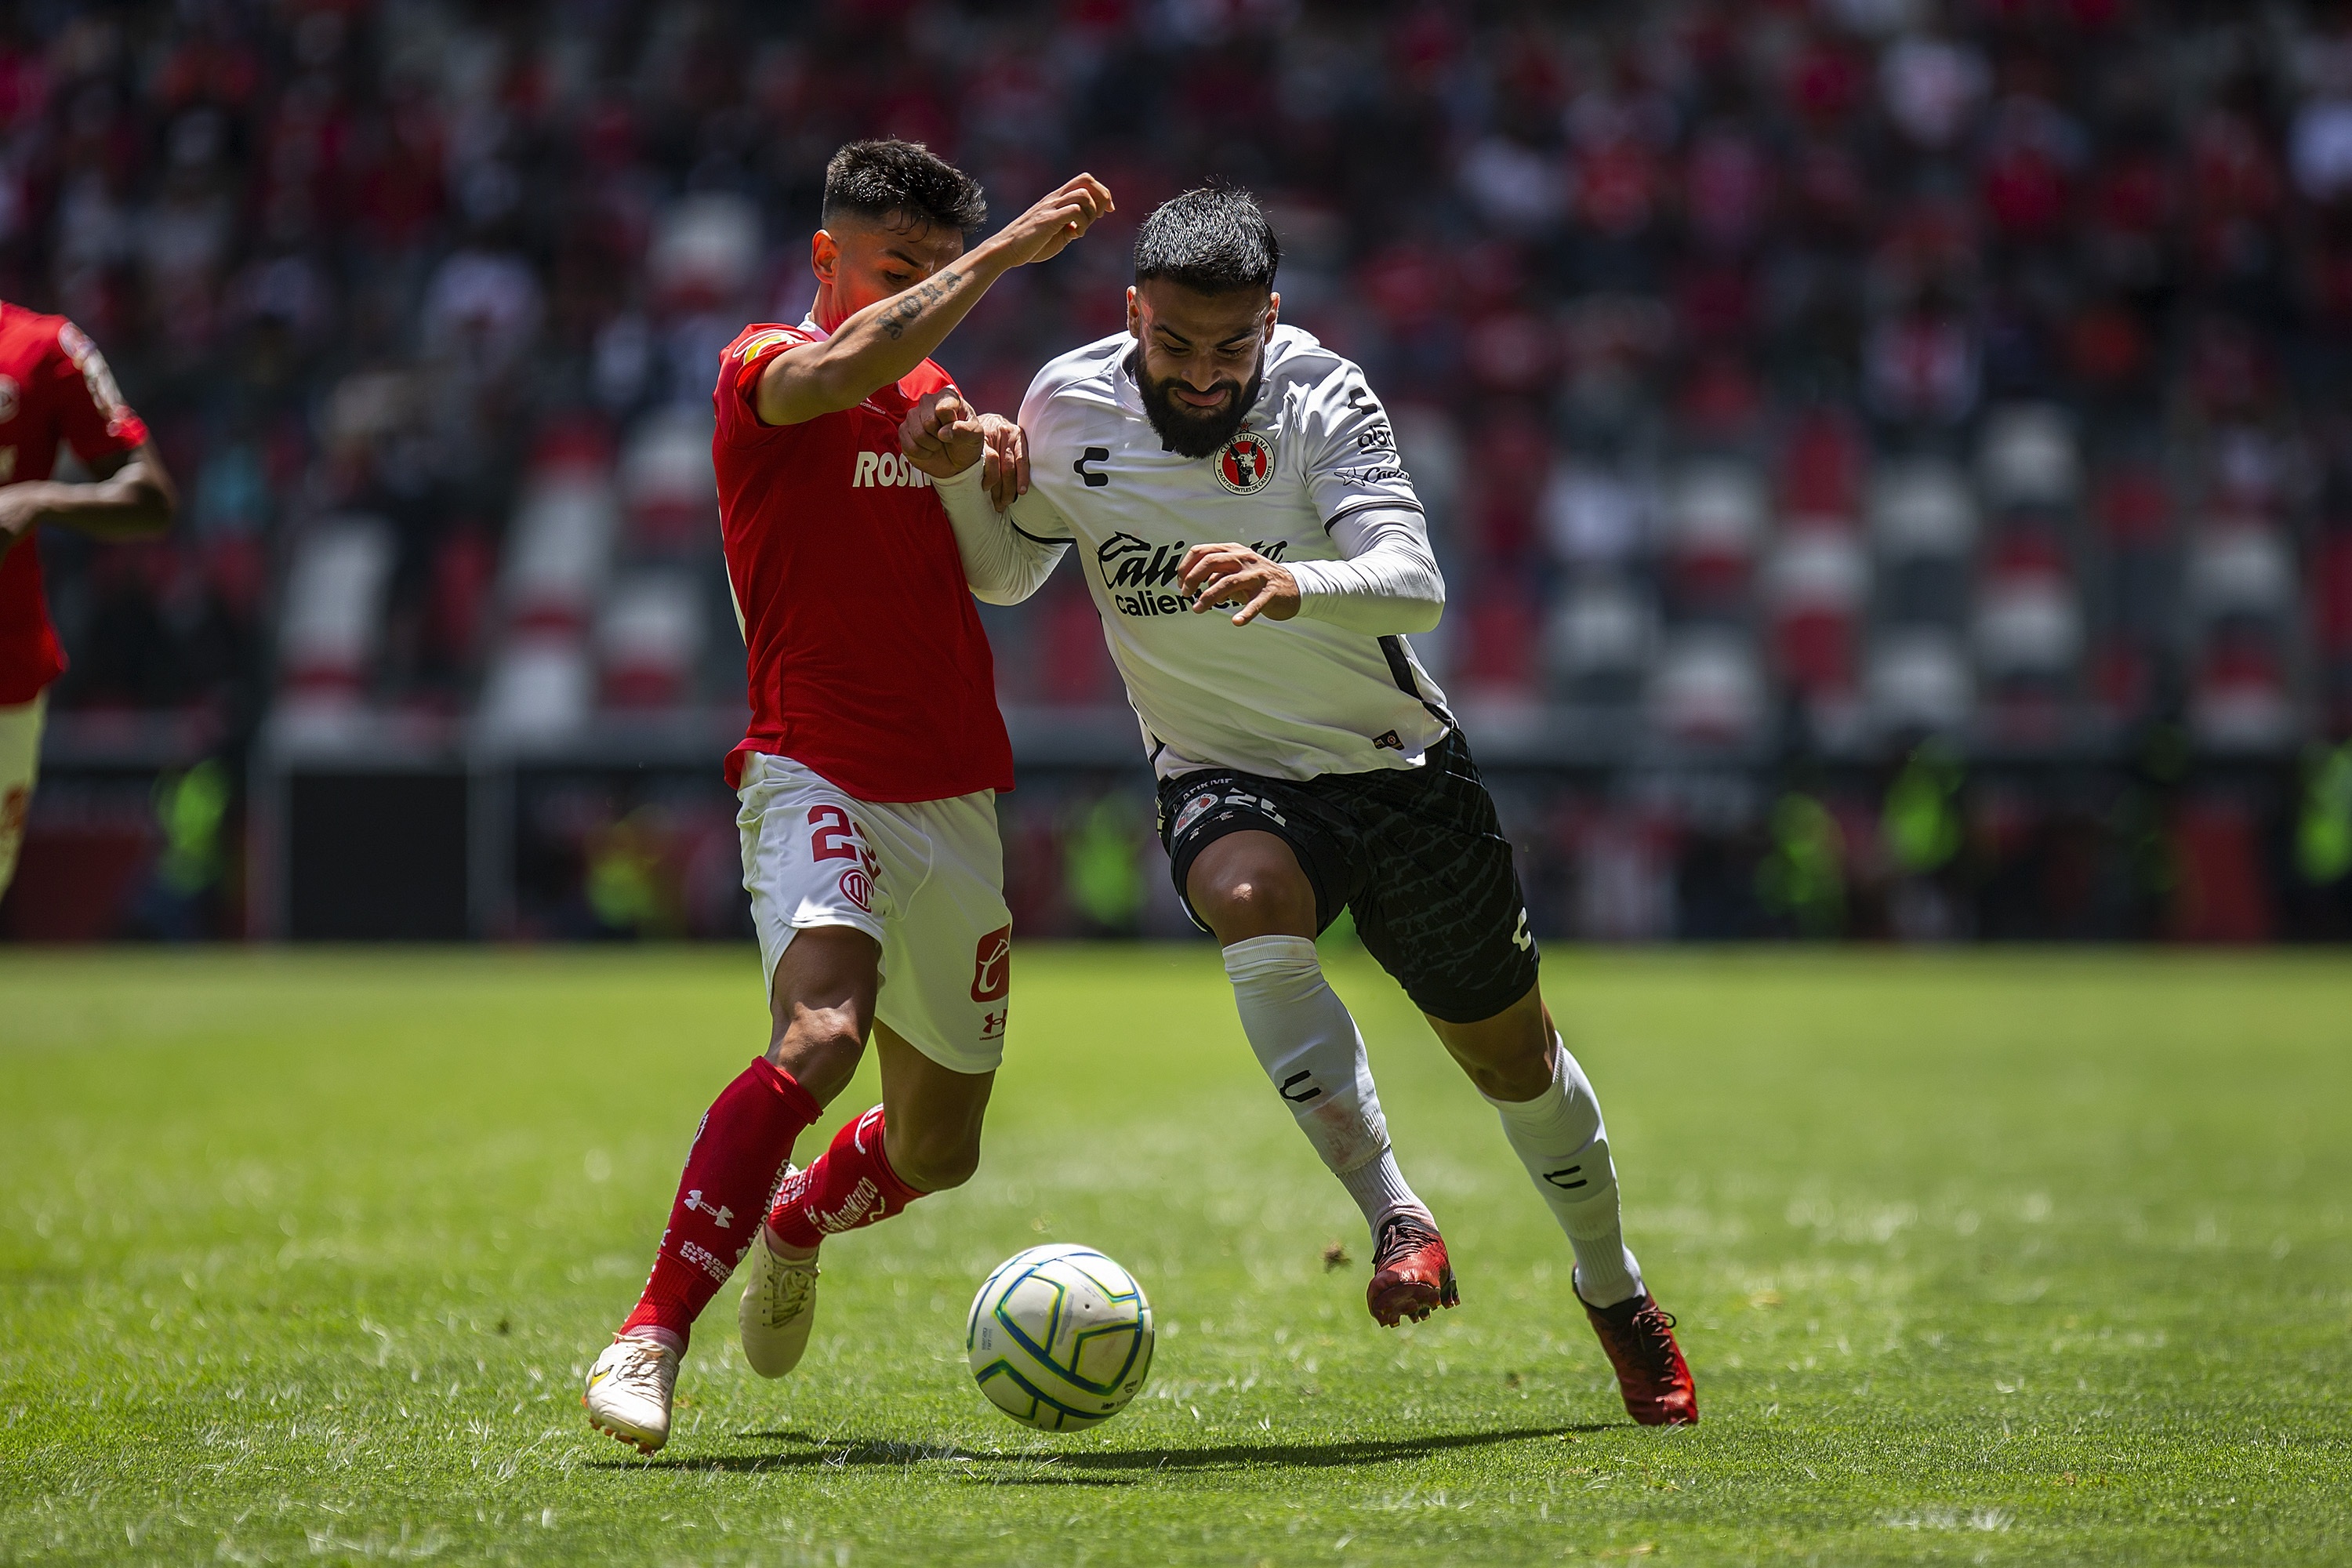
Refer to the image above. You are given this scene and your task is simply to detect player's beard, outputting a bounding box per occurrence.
[1132,349,1265,459]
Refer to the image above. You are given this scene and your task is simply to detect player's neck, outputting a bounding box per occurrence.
[811,287,849,335]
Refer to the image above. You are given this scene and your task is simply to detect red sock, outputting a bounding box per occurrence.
[764,1105,925,1250]
[621,1057,822,1348]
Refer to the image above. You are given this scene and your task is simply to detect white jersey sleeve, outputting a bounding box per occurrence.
[1289,510,1443,633]
[936,461,1069,605]
[1294,356,1424,531]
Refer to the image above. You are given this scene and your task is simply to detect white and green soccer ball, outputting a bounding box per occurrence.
[966,1243,1155,1431]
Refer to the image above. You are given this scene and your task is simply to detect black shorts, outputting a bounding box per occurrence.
[1155,731,1538,1025]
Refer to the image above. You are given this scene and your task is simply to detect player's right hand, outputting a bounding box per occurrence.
[989,175,1113,268]
[0,485,43,543]
[900,390,1030,512]
[902,389,983,477]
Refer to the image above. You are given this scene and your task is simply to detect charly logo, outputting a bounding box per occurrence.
[1214,431,1276,495]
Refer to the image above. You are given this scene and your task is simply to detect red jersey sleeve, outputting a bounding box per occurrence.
[48,320,147,463]
[714,324,817,448]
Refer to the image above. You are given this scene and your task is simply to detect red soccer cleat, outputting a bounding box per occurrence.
[1580,1290,1698,1425]
[1367,1210,1461,1327]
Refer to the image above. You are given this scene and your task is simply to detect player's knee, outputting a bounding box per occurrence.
[1436,1013,1552,1102]
[1190,852,1316,941]
[888,1127,982,1193]
[1479,1037,1554,1102]
[768,1007,865,1096]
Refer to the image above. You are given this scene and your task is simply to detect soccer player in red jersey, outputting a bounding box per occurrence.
[0,307,177,898]
[584,141,1112,1454]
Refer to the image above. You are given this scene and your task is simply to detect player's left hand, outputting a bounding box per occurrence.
[971,414,1029,513]
[1178,543,1299,626]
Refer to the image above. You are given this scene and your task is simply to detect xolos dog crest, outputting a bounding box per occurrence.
[1214,431,1276,495]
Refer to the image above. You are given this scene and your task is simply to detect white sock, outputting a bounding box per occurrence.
[1484,1034,1644,1308]
[1222,935,1431,1234]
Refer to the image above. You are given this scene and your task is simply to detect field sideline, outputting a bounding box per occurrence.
[2,946,2347,1566]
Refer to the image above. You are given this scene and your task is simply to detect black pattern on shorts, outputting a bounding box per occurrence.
[1156,732,1537,1024]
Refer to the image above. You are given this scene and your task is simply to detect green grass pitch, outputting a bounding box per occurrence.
[2,946,2348,1566]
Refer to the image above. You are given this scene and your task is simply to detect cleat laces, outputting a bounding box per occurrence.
[764,1258,818,1323]
[601,1338,673,1402]
[1374,1211,1442,1262]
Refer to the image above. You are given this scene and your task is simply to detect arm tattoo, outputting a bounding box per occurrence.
[875,267,967,340]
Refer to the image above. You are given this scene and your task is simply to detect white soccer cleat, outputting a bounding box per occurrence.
[738,1223,822,1378]
[583,1335,678,1454]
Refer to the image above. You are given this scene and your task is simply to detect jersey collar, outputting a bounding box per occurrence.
[800,307,829,341]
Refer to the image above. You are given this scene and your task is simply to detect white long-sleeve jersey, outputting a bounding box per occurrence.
[936,325,1457,782]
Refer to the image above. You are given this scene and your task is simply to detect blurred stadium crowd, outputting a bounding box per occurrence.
[6,0,2352,942]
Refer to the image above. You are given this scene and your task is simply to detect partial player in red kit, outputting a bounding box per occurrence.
[0,307,177,899]
[583,140,1112,1454]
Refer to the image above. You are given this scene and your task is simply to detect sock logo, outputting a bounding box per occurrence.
[813,1177,880,1234]
[679,1240,733,1283]
[1279,1070,1323,1104]
[682,1189,735,1228]
[1512,909,1533,952]
[1541,1163,1590,1190]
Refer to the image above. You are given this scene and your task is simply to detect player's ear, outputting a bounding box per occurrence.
[811,230,839,285]
[1264,292,1281,337]
[1126,285,1141,339]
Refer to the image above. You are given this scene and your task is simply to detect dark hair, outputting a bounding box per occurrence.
[1133,184,1280,296]
[821,140,987,234]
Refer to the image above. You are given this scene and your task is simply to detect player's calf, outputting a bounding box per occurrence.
[764,1105,929,1250]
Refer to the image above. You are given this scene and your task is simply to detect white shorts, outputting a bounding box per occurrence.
[0,690,44,898]
[737,751,1013,1076]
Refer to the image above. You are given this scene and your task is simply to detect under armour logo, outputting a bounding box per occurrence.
[1279,1070,1322,1104]
[1512,909,1533,952]
[1541,1163,1589,1190]
[682,1189,735,1228]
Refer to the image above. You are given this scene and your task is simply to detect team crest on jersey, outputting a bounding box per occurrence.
[1214,431,1276,495]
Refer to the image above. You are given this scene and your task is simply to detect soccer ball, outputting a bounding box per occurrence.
[965,1243,1155,1431]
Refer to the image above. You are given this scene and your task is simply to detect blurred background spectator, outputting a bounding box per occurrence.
[4,0,2350,943]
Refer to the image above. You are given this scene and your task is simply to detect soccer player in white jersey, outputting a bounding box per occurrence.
[902,187,1696,1424]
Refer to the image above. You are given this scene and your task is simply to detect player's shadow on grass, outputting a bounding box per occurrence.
[606,1423,1613,1478]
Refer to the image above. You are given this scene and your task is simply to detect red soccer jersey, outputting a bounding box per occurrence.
[713,318,1012,802]
[0,307,150,706]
